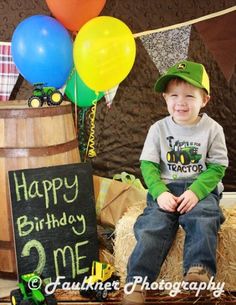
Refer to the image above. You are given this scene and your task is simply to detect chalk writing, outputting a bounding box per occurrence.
[16,213,86,237]
[53,240,89,279]
[9,163,99,283]
[21,239,46,275]
[13,172,79,209]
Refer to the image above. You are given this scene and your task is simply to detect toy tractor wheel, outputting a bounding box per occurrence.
[28,96,43,108]
[95,289,108,301]
[10,288,23,305]
[110,274,120,282]
[48,90,63,106]
[179,152,190,165]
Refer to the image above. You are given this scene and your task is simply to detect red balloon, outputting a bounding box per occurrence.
[46,0,106,31]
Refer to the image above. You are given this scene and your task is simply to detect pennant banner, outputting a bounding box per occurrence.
[136,6,236,81]
[104,84,119,108]
[0,42,19,101]
[140,26,191,74]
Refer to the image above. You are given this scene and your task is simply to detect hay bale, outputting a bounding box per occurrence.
[114,201,145,285]
[99,246,115,265]
[114,203,236,290]
[216,210,236,286]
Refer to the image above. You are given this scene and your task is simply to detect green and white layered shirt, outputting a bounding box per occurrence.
[140,113,229,200]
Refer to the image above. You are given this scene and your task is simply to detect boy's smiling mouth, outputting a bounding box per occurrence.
[176,109,188,113]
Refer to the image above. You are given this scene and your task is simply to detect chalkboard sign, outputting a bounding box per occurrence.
[8,162,99,284]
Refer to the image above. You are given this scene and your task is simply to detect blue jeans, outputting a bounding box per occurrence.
[126,181,225,283]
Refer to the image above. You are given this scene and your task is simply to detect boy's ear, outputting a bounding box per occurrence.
[162,93,167,100]
[202,95,210,107]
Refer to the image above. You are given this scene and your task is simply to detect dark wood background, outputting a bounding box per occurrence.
[1,0,236,191]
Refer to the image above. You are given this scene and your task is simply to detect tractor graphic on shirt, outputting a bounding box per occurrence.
[166,137,202,165]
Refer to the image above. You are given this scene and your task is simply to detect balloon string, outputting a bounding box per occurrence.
[74,70,78,134]
[74,102,78,133]
[85,97,98,159]
[78,107,88,162]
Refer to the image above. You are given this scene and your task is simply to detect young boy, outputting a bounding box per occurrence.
[122,60,228,305]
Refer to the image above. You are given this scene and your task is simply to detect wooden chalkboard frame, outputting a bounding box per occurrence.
[8,162,99,283]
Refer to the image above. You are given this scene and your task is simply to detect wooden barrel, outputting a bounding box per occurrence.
[0,100,80,278]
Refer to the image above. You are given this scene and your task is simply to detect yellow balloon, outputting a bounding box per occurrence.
[73,16,136,92]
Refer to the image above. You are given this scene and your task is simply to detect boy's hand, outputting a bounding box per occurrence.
[177,190,199,214]
[157,192,178,212]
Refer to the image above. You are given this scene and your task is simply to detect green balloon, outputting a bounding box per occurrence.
[65,68,104,107]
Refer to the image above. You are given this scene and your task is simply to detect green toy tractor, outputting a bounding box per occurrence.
[10,273,57,305]
[28,83,63,108]
[166,140,201,165]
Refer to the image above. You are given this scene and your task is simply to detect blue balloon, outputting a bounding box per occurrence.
[12,15,73,88]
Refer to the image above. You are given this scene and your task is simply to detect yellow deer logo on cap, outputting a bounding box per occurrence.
[177,63,186,70]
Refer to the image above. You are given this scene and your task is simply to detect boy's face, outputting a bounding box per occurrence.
[162,80,210,125]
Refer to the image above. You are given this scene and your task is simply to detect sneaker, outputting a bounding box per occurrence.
[121,284,146,305]
[184,266,210,283]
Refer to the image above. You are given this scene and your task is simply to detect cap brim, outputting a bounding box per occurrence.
[154,74,207,93]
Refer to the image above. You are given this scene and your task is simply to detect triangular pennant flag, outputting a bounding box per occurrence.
[0,42,19,101]
[195,11,236,82]
[104,84,119,108]
[140,25,192,74]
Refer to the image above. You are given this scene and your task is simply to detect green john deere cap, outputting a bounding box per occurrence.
[154,60,210,94]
